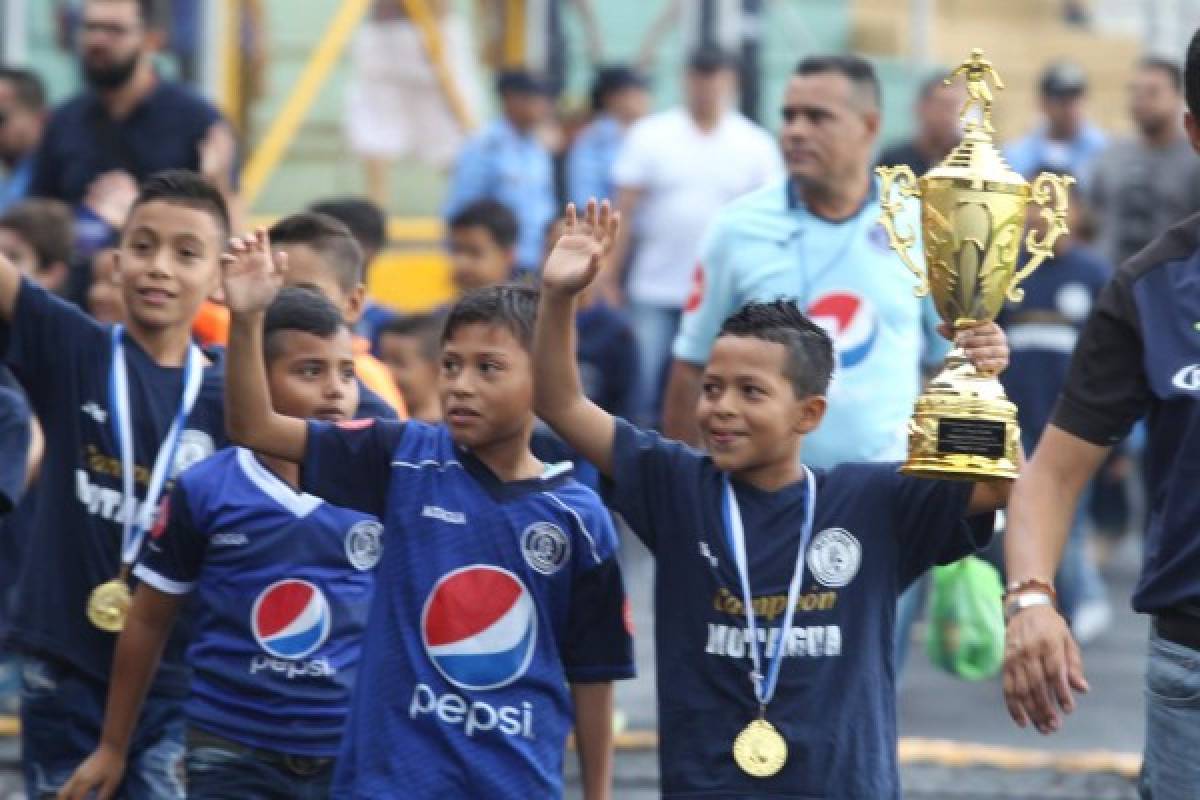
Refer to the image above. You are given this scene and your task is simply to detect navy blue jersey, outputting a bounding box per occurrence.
[609,419,991,799]
[301,420,634,799]
[1052,213,1200,613]
[135,448,380,756]
[354,380,400,421]
[0,278,225,694]
[998,245,1110,451]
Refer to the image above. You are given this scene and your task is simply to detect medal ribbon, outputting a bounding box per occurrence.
[721,467,817,709]
[110,325,204,566]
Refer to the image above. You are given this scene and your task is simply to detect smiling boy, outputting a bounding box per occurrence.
[533,201,1013,799]
[0,170,229,799]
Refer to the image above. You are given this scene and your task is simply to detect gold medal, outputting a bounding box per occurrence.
[87,578,132,632]
[732,717,788,778]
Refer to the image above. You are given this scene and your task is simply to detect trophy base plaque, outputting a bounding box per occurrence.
[901,350,1019,482]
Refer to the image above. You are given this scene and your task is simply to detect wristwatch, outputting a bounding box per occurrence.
[1004,591,1055,623]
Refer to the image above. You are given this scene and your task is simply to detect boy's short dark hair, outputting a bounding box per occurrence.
[129,169,231,241]
[448,200,519,250]
[442,284,538,351]
[263,286,347,365]
[0,199,74,270]
[309,197,387,260]
[717,300,835,398]
[269,212,365,292]
[380,312,445,362]
[0,67,46,111]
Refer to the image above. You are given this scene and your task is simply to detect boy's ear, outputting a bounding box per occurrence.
[344,284,366,325]
[792,394,827,436]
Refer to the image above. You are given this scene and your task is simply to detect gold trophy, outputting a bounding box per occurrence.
[876,48,1073,480]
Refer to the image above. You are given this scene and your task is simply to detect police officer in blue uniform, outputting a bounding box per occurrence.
[444,70,556,274]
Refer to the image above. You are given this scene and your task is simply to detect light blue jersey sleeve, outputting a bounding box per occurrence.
[443,133,492,217]
[671,214,739,365]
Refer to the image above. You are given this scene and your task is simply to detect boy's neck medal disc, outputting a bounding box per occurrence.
[733,717,788,777]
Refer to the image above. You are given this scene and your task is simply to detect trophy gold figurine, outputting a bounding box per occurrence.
[875,48,1073,480]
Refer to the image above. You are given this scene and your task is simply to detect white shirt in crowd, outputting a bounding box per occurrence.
[612,107,784,308]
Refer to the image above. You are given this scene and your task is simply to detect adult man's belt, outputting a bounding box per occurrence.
[1154,609,1200,653]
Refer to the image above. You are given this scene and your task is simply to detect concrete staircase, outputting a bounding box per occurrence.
[851,0,1143,142]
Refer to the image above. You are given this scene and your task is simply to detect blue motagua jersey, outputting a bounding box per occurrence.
[301,419,635,800]
[134,447,381,757]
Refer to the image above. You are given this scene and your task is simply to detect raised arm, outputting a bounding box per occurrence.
[951,321,1017,514]
[534,201,620,476]
[222,229,307,462]
[58,587,183,800]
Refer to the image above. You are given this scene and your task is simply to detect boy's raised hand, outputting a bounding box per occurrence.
[542,200,619,296]
[221,228,287,314]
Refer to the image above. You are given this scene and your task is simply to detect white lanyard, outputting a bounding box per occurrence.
[721,467,817,708]
[109,325,204,566]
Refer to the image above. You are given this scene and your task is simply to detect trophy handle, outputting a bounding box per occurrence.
[1009,172,1075,303]
[875,165,929,297]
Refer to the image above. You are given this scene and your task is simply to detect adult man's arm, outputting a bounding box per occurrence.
[661,360,703,443]
[1002,264,1150,734]
[1003,425,1104,734]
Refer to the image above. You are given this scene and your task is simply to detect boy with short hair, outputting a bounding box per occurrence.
[60,287,383,800]
[534,202,1014,799]
[309,196,400,343]
[376,312,444,423]
[267,212,407,419]
[0,199,74,294]
[221,229,633,799]
[0,169,231,799]
[447,199,519,294]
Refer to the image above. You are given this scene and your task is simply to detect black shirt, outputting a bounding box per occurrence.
[30,80,228,206]
[1052,212,1200,612]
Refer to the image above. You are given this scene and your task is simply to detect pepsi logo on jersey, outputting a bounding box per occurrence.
[808,291,879,369]
[409,566,538,739]
[249,579,337,679]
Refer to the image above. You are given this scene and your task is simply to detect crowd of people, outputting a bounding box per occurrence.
[1,0,1200,798]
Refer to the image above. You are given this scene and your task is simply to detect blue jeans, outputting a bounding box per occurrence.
[627,302,681,428]
[1140,630,1200,798]
[20,655,185,799]
[187,728,334,800]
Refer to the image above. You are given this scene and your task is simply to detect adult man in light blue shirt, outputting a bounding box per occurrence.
[567,66,650,207]
[661,54,948,671]
[1004,62,1107,187]
[444,69,556,273]
[0,69,47,215]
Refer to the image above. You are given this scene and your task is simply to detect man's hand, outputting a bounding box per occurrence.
[221,228,286,314]
[1002,604,1089,734]
[542,200,619,297]
[948,321,1010,375]
[57,744,126,800]
[83,171,139,230]
[199,122,238,187]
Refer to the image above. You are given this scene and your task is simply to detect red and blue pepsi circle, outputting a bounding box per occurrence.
[809,291,880,369]
[251,579,332,660]
[421,565,538,692]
